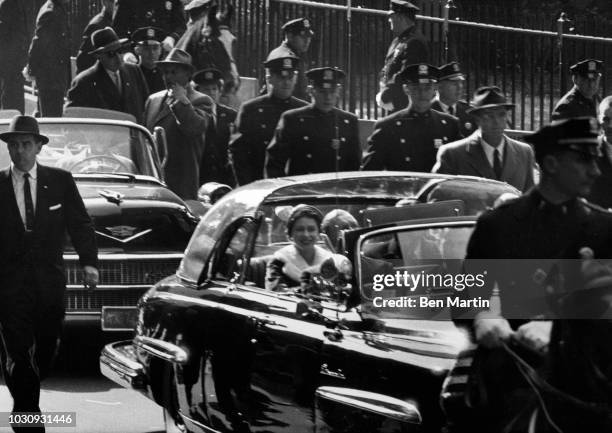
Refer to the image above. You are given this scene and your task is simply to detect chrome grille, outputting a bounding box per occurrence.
[65,257,181,286]
[64,256,181,312]
[66,289,144,311]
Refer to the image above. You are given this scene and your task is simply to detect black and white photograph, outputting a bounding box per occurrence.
[1,0,612,432]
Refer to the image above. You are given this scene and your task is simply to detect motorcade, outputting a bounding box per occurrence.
[99,171,518,432]
[0,113,200,332]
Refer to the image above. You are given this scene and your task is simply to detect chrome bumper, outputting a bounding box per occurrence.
[100,340,148,393]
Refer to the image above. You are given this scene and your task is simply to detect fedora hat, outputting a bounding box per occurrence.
[0,115,49,145]
[155,48,195,72]
[467,86,515,113]
[89,27,129,55]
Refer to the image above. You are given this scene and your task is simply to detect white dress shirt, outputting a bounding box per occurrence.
[479,131,506,168]
[10,162,38,228]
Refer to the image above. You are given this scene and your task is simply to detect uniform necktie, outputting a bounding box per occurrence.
[493,148,503,180]
[23,173,34,231]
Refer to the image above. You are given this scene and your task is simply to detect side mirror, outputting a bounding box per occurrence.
[153,126,168,169]
[197,182,232,205]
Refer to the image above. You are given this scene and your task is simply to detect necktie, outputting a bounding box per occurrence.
[448,105,455,116]
[113,72,122,94]
[493,148,503,180]
[23,173,34,231]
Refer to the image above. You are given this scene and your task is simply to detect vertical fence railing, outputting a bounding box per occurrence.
[68,0,612,130]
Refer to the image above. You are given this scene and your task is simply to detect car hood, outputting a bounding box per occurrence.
[66,177,198,254]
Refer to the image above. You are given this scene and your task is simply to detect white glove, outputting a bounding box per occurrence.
[123,52,138,64]
[162,36,175,52]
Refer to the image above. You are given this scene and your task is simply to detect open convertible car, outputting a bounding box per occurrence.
[100,172,517,432]
[0,113,200,332]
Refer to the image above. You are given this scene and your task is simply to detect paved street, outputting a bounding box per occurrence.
[0,355,165,433]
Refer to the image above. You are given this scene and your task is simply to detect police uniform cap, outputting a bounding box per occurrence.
[184,0,215,11]
[570,59,603,78]
[281,18,314,37]
[524,117,602,158]
[466,86,514,114]
[264,54,299,77]
[438,62,465,81]
[306,67,345,89]
[389,0,420,14]
[131,26,166,45]
[193,68,223,85]
[393,63,438,85]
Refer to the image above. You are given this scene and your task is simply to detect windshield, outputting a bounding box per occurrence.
[0,122,159,178]
[359,223,475,320]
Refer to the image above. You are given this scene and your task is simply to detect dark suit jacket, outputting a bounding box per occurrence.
[200,103,237,186]
[0,165,97,308]
[144,88,212,199]
[27,0,70,84]
[66,61,150,124]
[0,0,37,72]
[432,131,535,192]
[75,7,112,74]
[552,86,600,121]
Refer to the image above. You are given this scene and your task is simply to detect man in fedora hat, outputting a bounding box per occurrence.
[144,48,213,199]
[377,0,429,113]
[25,0,71,117]
[433,86,535,192]
[193,67,237,186]
[265,67,361,178]
[74,0,114,74]
[552,59,603,121]
[132,26,167,95]
[229,53,308,185]
[454,117,612,432]
[0,115,98,428]
[362,63,460,172]
[65,27,150,124]
[431,62,476,137]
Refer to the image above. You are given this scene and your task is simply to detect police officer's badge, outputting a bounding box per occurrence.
[304,19,310,28]
[453,63,460,72]
[465,122,473,131]
[283,58,292,68]
[324,70,333,80]
[589,61,596,71]
[205,72,213,80]
[147,28,155,38]
[418,64,428,75]
[434,139,443,148]
[166,1,173,10]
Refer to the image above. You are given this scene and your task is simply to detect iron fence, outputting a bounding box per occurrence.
[67,0,612,130]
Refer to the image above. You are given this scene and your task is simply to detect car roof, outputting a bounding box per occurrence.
[0,116,153,137]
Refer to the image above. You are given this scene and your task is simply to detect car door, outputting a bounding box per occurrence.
[184,214,341,433]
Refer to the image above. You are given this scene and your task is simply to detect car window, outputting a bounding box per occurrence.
[207,218,257,284]
[0,122,159,178]
[359,223,474,320]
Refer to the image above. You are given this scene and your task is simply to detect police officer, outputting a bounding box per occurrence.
[112,0,186,52]
[431,62,475,137]
[552,59,603,121]
[362,63,460,172]
[25,0,71,117]
[229,54,308,185]
[193,67,237,186]
[265,18,314,101]
[132,26,166,95]
[457,117,612,433]
[377,0,429,113]
[265,67,361,178]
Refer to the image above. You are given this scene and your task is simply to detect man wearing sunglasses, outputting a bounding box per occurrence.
[65,27,150,124]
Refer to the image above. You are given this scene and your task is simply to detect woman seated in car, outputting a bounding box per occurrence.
[265,204,334,291]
